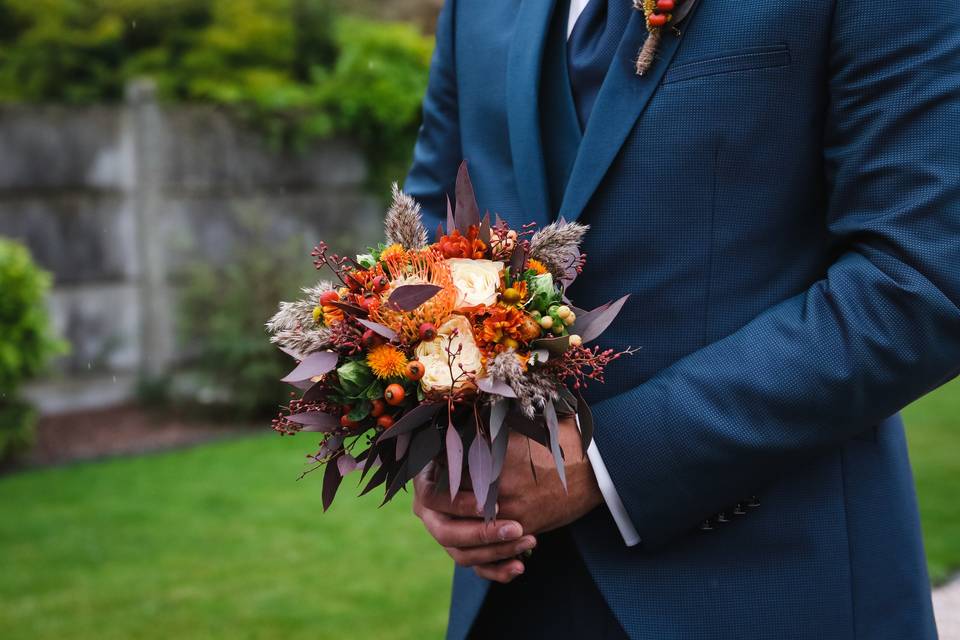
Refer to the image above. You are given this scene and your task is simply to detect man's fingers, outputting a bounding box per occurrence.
[474,559,525,584]
[445,535,536,567]
[419,509,524,548]
[420,487,488,518]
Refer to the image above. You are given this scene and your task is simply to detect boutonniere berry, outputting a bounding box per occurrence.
[633,0,695,76]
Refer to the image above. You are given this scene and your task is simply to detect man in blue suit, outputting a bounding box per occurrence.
[404,0,960,637]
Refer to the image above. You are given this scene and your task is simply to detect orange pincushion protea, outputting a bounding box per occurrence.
[372,249,457,342]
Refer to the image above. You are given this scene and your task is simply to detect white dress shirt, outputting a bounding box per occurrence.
[567,0,642,547]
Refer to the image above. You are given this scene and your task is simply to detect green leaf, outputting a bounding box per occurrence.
[337,360,373,398]
[347,400,372,422]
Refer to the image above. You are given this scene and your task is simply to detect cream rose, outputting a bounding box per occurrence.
[415,314,484,392]
[446,258,504,309]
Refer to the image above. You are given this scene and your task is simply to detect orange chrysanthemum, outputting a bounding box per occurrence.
[436,226,487,260]
[367,344,408,379]
[379,243,405,262]
[527,259,549,275]
[471,304,530,356]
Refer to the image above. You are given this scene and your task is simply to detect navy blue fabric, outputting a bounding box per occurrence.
[566,0,632,129]
[405,0,960,638]
[467,528,630,639]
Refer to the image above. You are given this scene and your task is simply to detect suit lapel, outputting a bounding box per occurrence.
[558,3,701,222]
[506,0,558,223]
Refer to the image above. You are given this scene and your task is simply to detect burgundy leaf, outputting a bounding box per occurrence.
[357,319,398,342]
[476,376,518,398]
[490,420,509,480]
[281,351,339,383]
[322,454,344,511]
[395,432,411,460]
[287,411,339,433]
[489,398,509,441]
[316,436,343,461]
[359,463,389,496]
[446,195,455,235]
[505,411,549,447]
[378,402,442,441]
[510,240,528,275]
[483,478,500,522]
[468,435,493,511]
[532,334,571,356]
[544,400,567,492]
[454,161,481,234]
[337,454,358,476]
[445,425,464,501]
[325,300,369,318]
[387,284,443,312]
[302,380,328,404]
[573,295,631,344]
[478,212,492,247]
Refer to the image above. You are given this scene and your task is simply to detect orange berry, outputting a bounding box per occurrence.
[340,414,358,429]
[320,290,339,306]
[370,399,386,418]
[376,415,395,429]
[419,323,437,341]
[405,360,425,381]
[384,383,406,406]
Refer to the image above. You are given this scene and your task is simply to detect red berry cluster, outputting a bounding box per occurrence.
[648,0,675,28]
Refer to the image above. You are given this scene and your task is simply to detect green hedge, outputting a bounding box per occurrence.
[0,238,65,461]
[0,0,433,190]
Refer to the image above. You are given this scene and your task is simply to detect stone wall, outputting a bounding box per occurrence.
[0,81,383,413]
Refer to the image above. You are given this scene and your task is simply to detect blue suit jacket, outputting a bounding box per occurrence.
[404,1,960,638]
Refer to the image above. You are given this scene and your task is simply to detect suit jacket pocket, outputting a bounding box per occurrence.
[663,44,791,85]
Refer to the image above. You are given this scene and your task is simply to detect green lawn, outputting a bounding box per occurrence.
[0,434,453,640]
[904,376,960,585]
[0,379,957,639]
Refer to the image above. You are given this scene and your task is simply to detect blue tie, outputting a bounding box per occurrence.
[566,0,632,130]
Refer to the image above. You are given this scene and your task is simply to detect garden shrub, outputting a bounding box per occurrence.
[0,238,66,460]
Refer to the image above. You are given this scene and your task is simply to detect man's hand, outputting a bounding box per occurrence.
[412,415,604,583]
[413,464,536,583]
[494,414,604,534]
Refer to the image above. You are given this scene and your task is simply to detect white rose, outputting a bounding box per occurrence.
[446,258,504,309]
[415,314,485,392]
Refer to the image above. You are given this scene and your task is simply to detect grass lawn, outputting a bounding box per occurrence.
[0,378,957,639]
[0,434,453,640]
[904,376,960,585]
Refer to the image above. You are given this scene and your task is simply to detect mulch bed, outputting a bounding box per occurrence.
[3,405,257,473]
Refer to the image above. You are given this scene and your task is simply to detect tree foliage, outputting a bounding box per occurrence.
[0,0,433,189]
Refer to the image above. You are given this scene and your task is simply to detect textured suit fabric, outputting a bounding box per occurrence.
[404,0,960,638]
[566,0,632,129]
[467,528,630,639]
[466,3,633,635]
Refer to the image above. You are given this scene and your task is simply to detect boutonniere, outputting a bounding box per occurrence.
[633,0,699,76]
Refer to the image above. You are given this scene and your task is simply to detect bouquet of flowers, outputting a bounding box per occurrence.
[267,163,635,516]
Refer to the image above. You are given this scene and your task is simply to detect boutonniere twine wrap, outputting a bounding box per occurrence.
[633,0,696,76]
[266,162,637,515]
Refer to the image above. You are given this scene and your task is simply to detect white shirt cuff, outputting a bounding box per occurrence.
[584,428,642,547]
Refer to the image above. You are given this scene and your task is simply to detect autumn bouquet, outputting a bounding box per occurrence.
[267,163,634,515]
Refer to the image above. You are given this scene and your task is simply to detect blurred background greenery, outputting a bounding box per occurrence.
[0,1,957,638]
